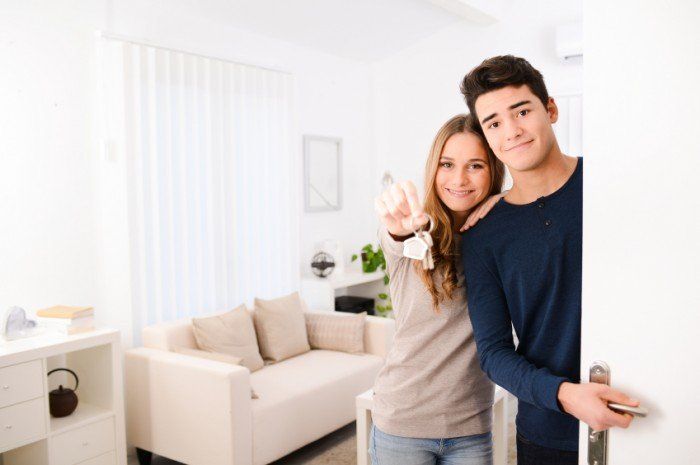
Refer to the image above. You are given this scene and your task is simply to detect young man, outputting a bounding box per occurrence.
[459,56,639,464]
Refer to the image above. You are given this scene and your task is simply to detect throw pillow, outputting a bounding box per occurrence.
[305,312,365,354]
[253,292,311,363]
[192,305,265,372]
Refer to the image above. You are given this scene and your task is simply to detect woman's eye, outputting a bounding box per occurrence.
[441,162,453,168]
[518,109,529,117]
[468,164,484,170]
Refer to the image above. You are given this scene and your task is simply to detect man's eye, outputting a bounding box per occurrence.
[441,162,453,168]
[489,121,500,129]
[518,109,529,117]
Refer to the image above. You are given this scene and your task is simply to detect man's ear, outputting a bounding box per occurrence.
[547,97,559,124]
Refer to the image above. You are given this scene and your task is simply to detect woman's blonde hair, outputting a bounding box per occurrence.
[416,114,505,309]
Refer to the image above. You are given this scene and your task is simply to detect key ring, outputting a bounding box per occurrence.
[409,213,435,235]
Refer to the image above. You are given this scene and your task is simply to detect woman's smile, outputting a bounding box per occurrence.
[444,187,476,199]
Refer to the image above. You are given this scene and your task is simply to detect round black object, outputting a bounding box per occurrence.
[311,252,335,278]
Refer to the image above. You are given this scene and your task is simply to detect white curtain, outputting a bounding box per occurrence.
[98,36,297,333]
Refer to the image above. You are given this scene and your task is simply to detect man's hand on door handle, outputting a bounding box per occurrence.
[557,381,639,431]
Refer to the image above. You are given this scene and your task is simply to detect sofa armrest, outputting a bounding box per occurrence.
[125,347,252,465]
[363,315,395,358]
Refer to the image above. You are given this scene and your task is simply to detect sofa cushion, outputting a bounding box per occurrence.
[253,292,310,363]
[192,305,264,372]
[249,349,383,465]
[172,346,243,365]
[171,347,259,399]
[305,312,365,354]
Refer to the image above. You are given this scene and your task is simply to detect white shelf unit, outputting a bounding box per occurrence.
[300,270,387,311]
[0,328,126,465]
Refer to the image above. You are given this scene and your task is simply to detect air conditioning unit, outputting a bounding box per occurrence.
[555,22,583,61]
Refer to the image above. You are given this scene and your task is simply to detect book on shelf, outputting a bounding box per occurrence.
[44,325,95,335]
[36,305,93,319]
[36,315,93,328]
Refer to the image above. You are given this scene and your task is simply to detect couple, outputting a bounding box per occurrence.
[370,55,639,465]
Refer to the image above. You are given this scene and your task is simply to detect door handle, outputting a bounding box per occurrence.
[587,361,649,465]
[607,402,648,418]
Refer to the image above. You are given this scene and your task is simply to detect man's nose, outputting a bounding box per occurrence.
[504,119,522,141]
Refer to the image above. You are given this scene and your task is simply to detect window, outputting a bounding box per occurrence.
[99,37,297,335]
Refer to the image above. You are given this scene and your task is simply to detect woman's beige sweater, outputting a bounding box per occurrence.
[371,226,494,438]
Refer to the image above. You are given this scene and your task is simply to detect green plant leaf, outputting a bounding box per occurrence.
[351,254,357,262]
[383,275,390,285]
[378,293,388,300]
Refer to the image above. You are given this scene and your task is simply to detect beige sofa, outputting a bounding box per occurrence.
[125,311,394,465]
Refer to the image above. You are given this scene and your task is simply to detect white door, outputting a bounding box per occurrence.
[582,2,700,464]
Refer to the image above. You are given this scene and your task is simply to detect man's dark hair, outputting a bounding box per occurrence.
[460,55,549,123]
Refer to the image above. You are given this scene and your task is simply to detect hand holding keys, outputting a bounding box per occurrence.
[374,181,435,270]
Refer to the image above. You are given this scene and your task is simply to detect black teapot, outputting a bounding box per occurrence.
[48,368,79,417]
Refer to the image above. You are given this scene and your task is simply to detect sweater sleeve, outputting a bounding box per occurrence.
[377,226,410,263]
[461,234,569,413]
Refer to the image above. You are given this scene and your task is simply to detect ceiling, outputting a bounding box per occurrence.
[188,0,582,63]
[192,0,468,62]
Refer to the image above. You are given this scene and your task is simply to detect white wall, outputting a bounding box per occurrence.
[0,0,582,345]
[371,0,583,194]
[0,0,376,345]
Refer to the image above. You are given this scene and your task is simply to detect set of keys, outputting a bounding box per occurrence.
[402,214,435,270]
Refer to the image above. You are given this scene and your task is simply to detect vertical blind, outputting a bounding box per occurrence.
[99,37,297,333]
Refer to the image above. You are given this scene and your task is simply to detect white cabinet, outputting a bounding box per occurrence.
[0,398,46,449]
[51,417,115,465]
[0,329,126,465]
[0,360,44,408]
[78,451,116,465]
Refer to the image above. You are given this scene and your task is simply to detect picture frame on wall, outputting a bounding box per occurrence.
[303,135,342,212]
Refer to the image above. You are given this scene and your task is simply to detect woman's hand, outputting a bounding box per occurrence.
[460,191,509,232]
[374,181,428,237]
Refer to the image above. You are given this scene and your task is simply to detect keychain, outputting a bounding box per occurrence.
[402,214,435,270]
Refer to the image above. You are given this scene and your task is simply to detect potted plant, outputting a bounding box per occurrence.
[352,244,393,317]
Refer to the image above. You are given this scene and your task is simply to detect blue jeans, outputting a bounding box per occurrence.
[369,424,493,465]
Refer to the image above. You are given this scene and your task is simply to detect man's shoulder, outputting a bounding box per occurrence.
[462,200,518,245]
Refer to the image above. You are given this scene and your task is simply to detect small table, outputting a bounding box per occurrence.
[356,385,509,465]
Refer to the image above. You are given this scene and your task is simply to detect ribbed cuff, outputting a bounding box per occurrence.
[377,226,409,258]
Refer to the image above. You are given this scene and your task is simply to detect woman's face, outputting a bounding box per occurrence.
[435,132,492,216]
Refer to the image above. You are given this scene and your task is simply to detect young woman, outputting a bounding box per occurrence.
[371,113,506,465]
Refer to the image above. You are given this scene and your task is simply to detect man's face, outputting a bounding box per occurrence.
[474,85,558,173]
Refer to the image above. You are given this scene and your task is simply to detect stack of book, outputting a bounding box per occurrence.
[35,305,94,335]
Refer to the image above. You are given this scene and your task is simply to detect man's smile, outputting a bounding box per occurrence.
[504,139,534,152]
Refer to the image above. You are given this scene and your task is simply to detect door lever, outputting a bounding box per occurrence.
[607,402,648,418]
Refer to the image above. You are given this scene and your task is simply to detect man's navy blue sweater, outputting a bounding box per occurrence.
[461,158,582,451]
